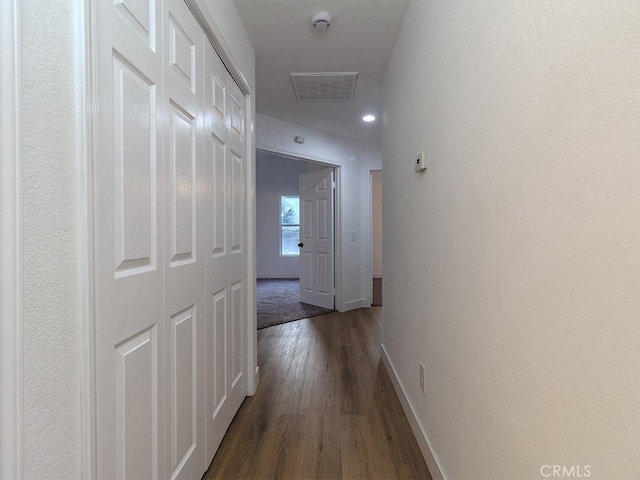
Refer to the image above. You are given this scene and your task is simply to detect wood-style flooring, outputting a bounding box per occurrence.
[203,307,431,479]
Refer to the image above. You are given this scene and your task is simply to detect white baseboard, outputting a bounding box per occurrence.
[381,344,446,480]
[256,273,299,279]
[341,298,370,312]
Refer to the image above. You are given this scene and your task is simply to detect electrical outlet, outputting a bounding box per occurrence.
[419,363,425,393]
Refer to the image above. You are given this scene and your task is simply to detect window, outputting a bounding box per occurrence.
[280,195,300,256]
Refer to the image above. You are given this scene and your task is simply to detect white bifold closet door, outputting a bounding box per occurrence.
[203,32,247,465]
[96,0,166,477]
[162,3,206,479]
[96,1,247,478]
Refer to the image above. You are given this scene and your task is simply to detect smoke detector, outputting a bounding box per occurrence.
[311,12,332,31]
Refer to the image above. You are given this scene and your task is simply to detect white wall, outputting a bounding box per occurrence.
[256,154,311,278]
[21,0,82,476]
[256,113,382,311]
[382,2,640,479]
[371,171,382,278]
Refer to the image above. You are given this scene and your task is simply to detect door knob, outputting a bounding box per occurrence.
[298,243,304,248]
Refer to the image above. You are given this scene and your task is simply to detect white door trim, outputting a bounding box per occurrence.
[79,0,98,477]
[256,147,342,311]
[368,169,382,305]
[0,0,23,476]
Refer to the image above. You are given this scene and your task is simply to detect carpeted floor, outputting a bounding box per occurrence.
[257,279,334,329]
[372,277,382,306]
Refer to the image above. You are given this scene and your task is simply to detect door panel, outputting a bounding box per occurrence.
[230,151,243,253]
[113,0,154,46]
[317,253,329,294]
[226,74,246,417]
[169,306,197,470]
[97,0,164,477]
[168,103,196,265]
[210,135,226,256]
[204,39,231,464]
[168,16,196,92]
[299,168,335,309]
[163,2,205,479]
[114,325,158,479]
[112,54,157,277]
[231,280,243,389]
[209,288,227,409]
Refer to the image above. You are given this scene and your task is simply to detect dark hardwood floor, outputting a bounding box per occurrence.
[203,307,432,480]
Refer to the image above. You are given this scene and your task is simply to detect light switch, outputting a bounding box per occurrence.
[415,151,427,173]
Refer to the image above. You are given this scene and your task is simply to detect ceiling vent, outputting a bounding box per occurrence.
[290,72,358,102]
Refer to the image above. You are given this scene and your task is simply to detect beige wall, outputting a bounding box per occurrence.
[382,1,640,478]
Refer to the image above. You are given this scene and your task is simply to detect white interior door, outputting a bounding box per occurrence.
[162,2,206,479]
[96,1,165,478]
[299,168,335,309]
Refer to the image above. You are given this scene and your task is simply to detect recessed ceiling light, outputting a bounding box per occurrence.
[363,115,375,122]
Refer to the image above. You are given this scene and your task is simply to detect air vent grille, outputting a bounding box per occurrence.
[290,72,358,102]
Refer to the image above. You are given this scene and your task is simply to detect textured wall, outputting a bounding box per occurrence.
[21,0,82,477]
[382,1,640,479]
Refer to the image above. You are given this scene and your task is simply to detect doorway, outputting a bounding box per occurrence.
[371,170,383,306]
[255,150,337,328]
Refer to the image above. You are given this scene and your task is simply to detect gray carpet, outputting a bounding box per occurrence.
[372,278,382,306]
[257,279,334,330]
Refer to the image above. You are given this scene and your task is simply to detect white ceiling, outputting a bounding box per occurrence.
[233,0,410,144]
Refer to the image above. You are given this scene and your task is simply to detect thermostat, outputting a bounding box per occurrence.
[415,151,427,173]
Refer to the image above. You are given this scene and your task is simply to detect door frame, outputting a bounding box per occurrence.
[0,0,23,476]
[80,1,257,475]
[256,148,342,311]
[368,169,383,305]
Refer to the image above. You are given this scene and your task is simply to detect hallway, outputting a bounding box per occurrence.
[204,308,431,479]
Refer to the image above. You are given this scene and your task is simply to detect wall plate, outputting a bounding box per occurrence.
[415,151,427,173]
